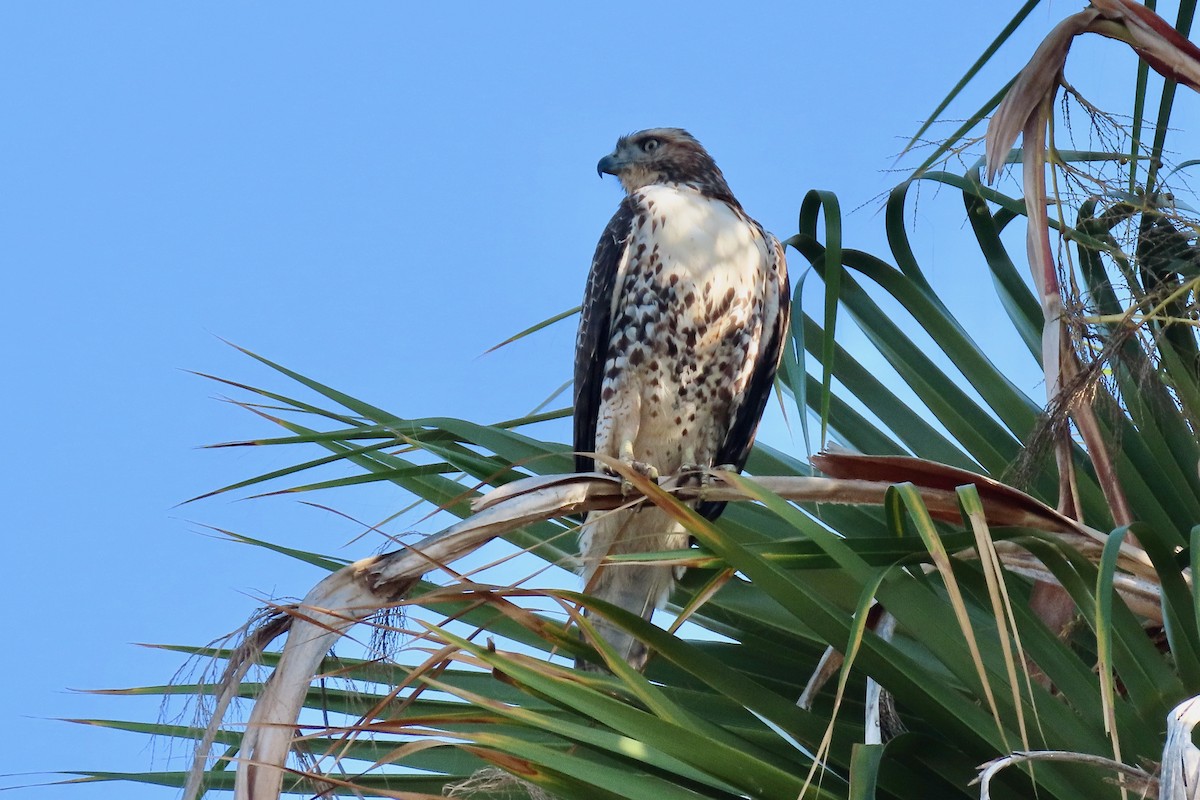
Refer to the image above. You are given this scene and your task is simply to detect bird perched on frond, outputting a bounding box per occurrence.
[574,128,790,670]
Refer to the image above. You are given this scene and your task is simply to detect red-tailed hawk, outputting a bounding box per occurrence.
[575,128,790,669]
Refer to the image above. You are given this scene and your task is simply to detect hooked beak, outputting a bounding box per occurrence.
[596,152,622,177]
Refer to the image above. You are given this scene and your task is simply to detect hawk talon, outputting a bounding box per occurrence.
[688,464,738,504]
[619,460,659,496]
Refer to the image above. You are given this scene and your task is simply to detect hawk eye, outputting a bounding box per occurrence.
[641,138,660,153]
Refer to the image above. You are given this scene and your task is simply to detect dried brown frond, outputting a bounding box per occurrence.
[182,606,295,800]
[1008,318,1137,501]
[444,767,555,800]
[973,749,1157,800]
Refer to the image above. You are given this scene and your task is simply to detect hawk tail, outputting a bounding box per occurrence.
[576,507,686,671]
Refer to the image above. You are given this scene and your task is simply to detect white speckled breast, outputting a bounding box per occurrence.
[594,183,774,473]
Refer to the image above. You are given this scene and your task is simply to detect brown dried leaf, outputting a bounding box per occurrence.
[985,9,1101,182]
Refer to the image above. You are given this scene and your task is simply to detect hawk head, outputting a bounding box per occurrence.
[597,128,735,202]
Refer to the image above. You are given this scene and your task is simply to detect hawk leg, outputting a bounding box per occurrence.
[617,439,659,496]
[681,462,739,505]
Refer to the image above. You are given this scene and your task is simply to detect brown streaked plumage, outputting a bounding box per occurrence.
[575,128,790,670]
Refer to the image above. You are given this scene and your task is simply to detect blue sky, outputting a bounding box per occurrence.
[1,2,1183,796]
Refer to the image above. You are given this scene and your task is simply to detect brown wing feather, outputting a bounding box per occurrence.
[699,237,790,520]
[574,199,635,473]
